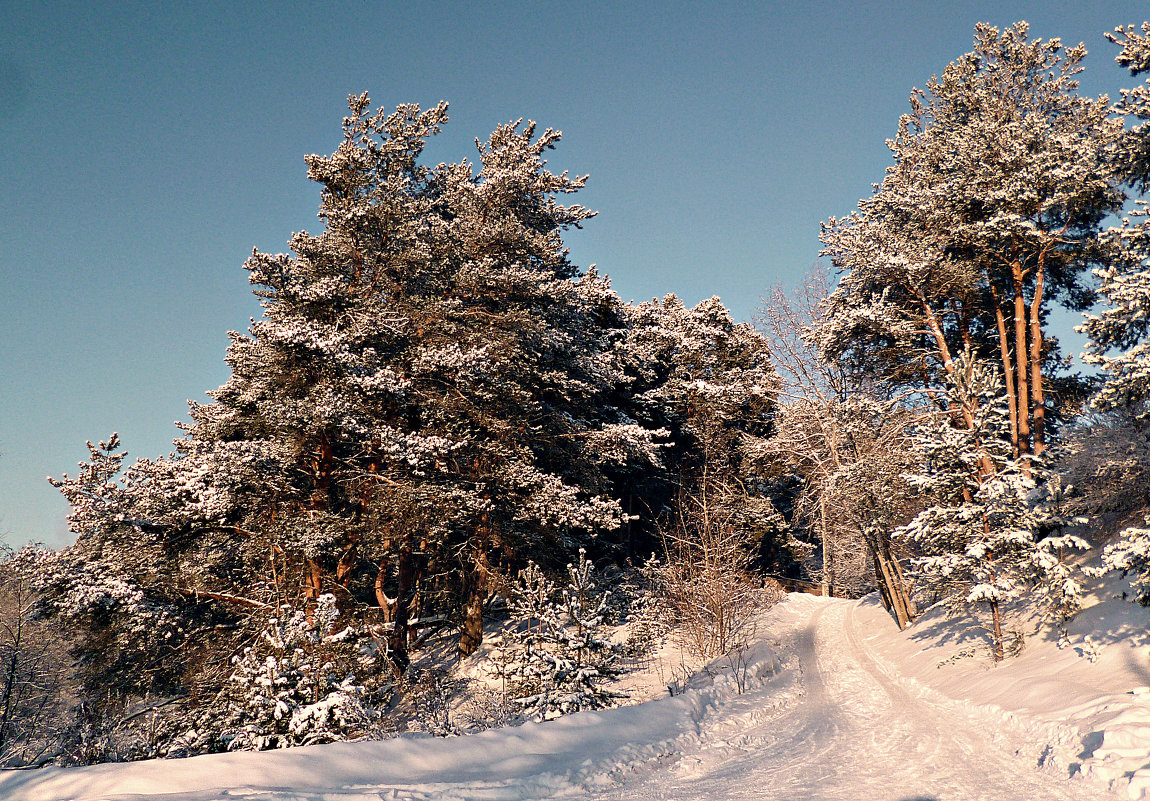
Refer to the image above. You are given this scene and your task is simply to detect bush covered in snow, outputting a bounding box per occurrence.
[181,594,385,753]
[488,551,624,721]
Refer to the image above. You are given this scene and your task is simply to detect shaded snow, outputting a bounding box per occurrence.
[855,575,1150,800]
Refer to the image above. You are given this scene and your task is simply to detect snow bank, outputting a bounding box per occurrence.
[0,639,782,801]
[854,578,1150,800]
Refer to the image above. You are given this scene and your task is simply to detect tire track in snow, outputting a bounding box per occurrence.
[605,597,1117,801]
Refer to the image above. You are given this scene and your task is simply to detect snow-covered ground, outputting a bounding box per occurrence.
[3,587,1147,801]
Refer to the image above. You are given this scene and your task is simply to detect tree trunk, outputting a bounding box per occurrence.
[1010,261,1031,456]
[889,549,917,620]
[990,288,1020,458]
[336,536,359,586]
[820,493,833,598]
[1029,260,1046,456]
[458,535,491,659]
[386,544,423,674]
[988,598,1005,662]
[866,529,915,629]
[874,553,895,612]
[303,558,323,612]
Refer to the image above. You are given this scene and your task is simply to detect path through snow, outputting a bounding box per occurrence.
[603,596,1115,801]
[0,595,1122,801]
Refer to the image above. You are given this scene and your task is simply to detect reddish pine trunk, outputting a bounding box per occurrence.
[1010,261,1031,456]
[1029,259,1047,456]
[458,535,491,658]
[990,288,1020,458]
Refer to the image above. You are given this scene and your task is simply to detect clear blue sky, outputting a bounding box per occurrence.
[0,0,1140,548]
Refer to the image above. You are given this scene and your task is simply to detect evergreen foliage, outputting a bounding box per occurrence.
[490,550,622,721]
[203,594,380,752]
[21,16,1150,765]
[1098,526,1150,604]
[897,353,1086,657]
[1080,24,1150,605]
[819,22,1124,458]
[24,96,779,759]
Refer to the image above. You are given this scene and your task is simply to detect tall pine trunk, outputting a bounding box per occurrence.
[1029,258,1047,456]
[1010,261,1031,456]
[458,533,491,658]
[990,289,1021,457]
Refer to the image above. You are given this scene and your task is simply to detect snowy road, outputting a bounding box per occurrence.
[0,595,1122,801]
[602,597,1115,801]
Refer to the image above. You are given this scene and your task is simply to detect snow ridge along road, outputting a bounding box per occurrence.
[0,594,1122,801]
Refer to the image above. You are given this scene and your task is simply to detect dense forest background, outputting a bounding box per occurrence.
[4,20,1150,766]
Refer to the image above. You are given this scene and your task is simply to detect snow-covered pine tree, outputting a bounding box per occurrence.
[819,22,1126,459]
[202,593,378,752]
[1107,22,1150,191]
[1079,23,1150,602]
[1082,204,1150,420]
[897,353,1086,659]
[620,295,787,566]
[491,550,622,721]
[34,437,194,715]
[35,96,691,758]
[1097,527,1150,605]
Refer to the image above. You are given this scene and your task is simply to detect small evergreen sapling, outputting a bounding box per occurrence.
[211,594,379,751]
[897,353,1086,659]
[491,551,622,721]
[1097,525,1150,605]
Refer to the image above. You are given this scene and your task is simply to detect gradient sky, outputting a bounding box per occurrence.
[0,0,1141,548]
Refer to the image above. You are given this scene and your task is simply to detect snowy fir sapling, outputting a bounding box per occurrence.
[188,594,381,753]
[489,550,623,721]
[896,353,1086,659]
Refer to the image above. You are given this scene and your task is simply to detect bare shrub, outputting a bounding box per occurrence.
[401,668,456,736]
[643,484,781,660]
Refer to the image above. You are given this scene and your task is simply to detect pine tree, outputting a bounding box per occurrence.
[620,295,786,565]
[1079,21,1150,609]
[491,550,622,721]
[35,437,194,706]
[1098,527,1150,604]
[897,353,1086,659]
[820,22,1125,459]
[35,97,782,757]
[1107,22,1150,191]
[182,97,660,662]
